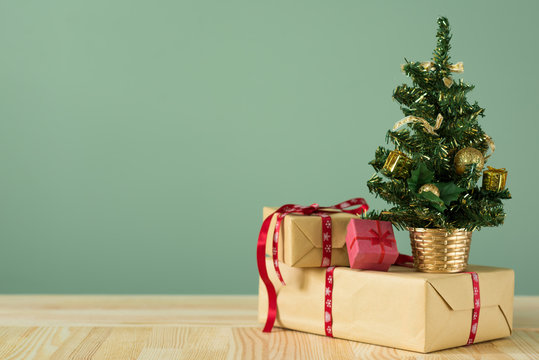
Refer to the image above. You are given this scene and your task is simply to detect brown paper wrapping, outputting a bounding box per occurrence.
[258,258,514,353]
[263,207,361,267]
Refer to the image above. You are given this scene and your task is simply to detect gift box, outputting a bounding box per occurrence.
[345,219,399,271]
[258,258,514,353]
[263,206,362,267]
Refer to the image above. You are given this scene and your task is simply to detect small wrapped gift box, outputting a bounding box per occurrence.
[258,258,514,353]
[482,166,508,191]
[345,219,399,271]
[263,206,363,267]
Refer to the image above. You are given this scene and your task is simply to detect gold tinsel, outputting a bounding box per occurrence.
[454,147,484,175]
[482,166,507,191]
[418,183,440,197]
[382,150,413,179]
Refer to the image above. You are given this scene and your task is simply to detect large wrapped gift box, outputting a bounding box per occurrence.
[258,258,514,353]
[263,207,362,267]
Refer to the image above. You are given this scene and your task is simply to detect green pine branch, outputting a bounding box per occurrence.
[433,17,452,72]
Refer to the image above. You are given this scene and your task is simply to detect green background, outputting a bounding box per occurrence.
[0,0,537,295]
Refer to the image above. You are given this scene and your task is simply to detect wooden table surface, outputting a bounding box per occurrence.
[0,295,537,359]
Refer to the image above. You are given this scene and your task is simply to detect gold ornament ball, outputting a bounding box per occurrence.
[454,147,484,175]
[418,183,440,197]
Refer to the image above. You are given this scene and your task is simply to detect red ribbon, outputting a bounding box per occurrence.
[352,220,393,264]
[324,266,336,337]
[257,198,369,332]
[395,253,414,267]
[465,272,481,345]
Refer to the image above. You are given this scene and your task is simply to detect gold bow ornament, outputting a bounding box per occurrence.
[401,61,464,88]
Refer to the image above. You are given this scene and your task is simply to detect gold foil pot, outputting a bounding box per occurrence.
[382,150,413,179]
[482,166,507,192]
[408,228,472,273]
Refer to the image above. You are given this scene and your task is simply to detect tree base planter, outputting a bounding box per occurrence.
[408,228,472,273]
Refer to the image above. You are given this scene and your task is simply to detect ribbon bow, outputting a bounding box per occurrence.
[353,220,393,264]
[257,198,369,333]
[420,61,464,73]
[392,113,444,136]
[368,228,392,247]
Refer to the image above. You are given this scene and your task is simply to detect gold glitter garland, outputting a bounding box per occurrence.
[420,61,464,73]
[484,134,495,159]
[392,113,444,136]
[401,61,464,89]
[400,61,464,73]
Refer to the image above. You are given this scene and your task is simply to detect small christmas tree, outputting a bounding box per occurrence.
[367,17,510,231]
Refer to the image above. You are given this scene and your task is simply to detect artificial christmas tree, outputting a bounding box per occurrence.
[367,17,511,272]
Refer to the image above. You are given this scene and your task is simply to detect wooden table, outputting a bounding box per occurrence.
[0,295,537,359]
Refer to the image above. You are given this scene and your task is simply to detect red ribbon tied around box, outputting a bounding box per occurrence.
[465,271,481,345]
[352,220,393,264]
[324,266,336,337]
[256,198,369,333]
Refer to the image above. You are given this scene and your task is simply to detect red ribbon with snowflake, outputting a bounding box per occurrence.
[257,198,369,333]
[465,271,481,345]
[324,266,336,337]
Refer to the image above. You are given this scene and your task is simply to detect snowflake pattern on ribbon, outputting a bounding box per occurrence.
[466,271,481,345]
[319,214,332,267]
[324,266,336,337]
[321,258,330,267]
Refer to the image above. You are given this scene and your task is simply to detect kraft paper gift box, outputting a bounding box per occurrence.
[258,258,514,353]
[263,207,362,267]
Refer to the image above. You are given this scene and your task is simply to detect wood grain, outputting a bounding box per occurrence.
[0,295,536,359]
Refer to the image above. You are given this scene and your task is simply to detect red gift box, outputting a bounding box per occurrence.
[345,219,399,271]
